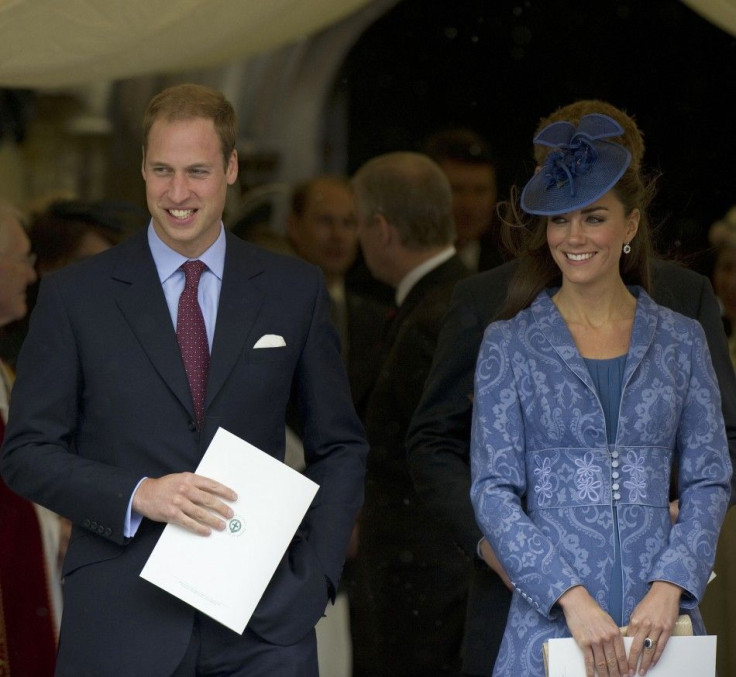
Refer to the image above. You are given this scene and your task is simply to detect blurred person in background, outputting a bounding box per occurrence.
[708,205,736,370]
[0,198,129,367]
[0,198,59,675]
[287,175,387,415]
[423,127,505,273]
[350,151,470,677]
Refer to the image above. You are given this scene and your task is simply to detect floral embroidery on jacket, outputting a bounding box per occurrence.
[470,288,731,677]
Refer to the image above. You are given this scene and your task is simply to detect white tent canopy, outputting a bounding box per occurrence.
[682,0,736,36]
[0,0,374,88]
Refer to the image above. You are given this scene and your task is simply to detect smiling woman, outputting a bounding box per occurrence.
[468,99,732,677]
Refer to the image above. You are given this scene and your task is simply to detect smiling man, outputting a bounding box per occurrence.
[1,83,368,677]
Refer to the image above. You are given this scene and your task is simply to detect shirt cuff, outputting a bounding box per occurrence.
[124,477,147,538]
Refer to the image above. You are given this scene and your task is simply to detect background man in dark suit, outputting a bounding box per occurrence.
[349,151,471,677]
[1,83,367,677]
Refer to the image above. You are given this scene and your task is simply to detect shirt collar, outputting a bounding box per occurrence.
[396,246,455,306]
[147,222,226,283]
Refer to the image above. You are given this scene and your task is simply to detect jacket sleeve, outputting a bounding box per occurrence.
[283,269,367,589]
[693,276,736,505]
[469,321,582,619]
[1,275,140,544]
[649,319,732,604]
[406,277,486,559]
[249,267,368,644]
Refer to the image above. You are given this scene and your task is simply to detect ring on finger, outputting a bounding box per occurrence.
[643,636,657,651]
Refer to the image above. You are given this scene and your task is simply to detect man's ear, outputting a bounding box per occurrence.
[374,213,393,245]
[226,149,238,185]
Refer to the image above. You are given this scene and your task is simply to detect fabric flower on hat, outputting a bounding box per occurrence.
[521,113,632,216]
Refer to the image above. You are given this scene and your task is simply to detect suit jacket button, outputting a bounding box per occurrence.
[104,527,112,537]
[188,420,197,432]
[97,525,105,534]
[83,518,91,528]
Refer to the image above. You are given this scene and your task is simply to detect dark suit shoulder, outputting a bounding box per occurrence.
[37,231,147,296]
[649,258,708,317]
[406,255,469,300]
[453,260,516,296]
[402,277,462,332]
[448,260,517,329]
[225,231,321,279]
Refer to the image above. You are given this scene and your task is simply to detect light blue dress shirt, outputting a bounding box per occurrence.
[148,222,226,350]
[124,223,227,537]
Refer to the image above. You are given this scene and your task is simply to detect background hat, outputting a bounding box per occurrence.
[521,113,632,216]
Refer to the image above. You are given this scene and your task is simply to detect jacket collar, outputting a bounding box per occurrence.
[530,286,658,391]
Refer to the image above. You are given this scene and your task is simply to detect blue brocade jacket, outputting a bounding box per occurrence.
[470,287,732,676]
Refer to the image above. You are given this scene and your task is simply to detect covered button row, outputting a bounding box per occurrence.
[611,448,621,501]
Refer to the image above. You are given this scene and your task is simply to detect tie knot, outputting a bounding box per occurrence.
[181,260,207,288]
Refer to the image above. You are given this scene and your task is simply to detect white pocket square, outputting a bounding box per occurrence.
[253,334,286,349]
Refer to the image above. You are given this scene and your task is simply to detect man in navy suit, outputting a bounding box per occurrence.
[1,83,367,677]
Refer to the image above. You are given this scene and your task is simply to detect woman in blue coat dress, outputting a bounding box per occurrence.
[469,102,732,677]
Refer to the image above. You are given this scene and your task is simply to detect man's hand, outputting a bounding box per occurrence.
[132,472,237,535]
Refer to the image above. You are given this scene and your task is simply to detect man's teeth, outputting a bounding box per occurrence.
[169,209,194,219]
[566,252,593,261]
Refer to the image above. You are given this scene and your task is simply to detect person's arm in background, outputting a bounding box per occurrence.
[692,275,736,505]
[407,264,514,563]
[652,262,736,510]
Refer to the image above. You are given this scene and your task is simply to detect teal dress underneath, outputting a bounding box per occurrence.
[584,354,626,626]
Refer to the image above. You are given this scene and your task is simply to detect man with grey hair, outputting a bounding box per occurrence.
[350,152,471,677]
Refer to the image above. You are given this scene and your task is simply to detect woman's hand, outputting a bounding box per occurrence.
[625,581,682,675]
[558,585,631,677]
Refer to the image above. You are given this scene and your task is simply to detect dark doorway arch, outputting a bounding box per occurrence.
[339,0,736,267]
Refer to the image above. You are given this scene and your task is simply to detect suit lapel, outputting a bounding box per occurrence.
[206,233,265,410]
[112,230,266,421]
[112,231,194,418]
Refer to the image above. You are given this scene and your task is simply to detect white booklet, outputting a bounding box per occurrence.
[140,427,320,633]
[547,635,716,676]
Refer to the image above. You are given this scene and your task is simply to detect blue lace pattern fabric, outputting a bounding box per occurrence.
[470,287,732,676]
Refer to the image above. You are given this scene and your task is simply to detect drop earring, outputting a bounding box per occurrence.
[623,242,631,254]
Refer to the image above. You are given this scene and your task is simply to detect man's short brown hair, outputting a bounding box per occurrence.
[142,83,237,169]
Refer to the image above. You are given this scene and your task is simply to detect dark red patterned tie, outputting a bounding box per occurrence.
[176,260,209,428]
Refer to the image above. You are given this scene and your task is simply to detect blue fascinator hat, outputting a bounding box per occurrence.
[520,113,632,216]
